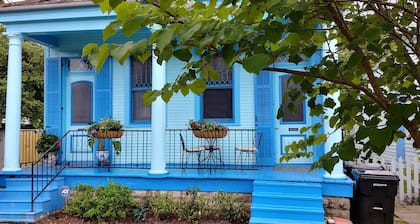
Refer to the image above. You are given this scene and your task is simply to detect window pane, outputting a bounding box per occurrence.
[281,76,304,122]
[203,89,232,119]
[132,91,151,121]
[207,55,232,86]
[131,57,152,88]
[69,58,93,71]
[72,82,92,123]
[131,57,152,122]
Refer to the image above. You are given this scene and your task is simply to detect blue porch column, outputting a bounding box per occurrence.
[148,47,168,175]
[323,91,346,179]
[2,33,23,172]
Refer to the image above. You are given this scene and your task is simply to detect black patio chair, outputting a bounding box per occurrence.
[180,133,205,169]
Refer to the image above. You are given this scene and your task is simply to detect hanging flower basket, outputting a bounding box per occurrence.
[92,130,123,139]
[193,130,228,138]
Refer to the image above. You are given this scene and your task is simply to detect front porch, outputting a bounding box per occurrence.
[0,163,353,223]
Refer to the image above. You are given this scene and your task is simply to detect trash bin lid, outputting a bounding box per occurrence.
[359,170,400,181]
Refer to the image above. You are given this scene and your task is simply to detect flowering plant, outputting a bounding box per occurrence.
[87,118,123,155]
[188,120,228,132]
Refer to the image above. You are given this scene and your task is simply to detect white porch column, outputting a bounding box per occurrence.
[323,91,347,179]
[2,33,23,172]
[148,48,168,175]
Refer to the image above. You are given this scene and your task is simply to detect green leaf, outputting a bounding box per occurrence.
[143,90,161,106]
[82,43,98,57]
[109,0,123,9]
[173,49,192,62]
[242,53,270,74]
[190,79,206,95]
[346,51,363,68]
[103,21,121,41]
[96,44,110,71]
[122,15,147,37]
[162,90,173,103]
[324,97,336,108]
[156,28,175,50]
[109,42,134,65]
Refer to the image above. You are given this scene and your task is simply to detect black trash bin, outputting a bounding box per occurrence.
[351,169,399,224]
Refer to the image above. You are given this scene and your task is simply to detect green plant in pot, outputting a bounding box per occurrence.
[87,118,123,155]
[35,133,60,164]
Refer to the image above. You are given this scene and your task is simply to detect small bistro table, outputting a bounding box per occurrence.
[192,130,227,168]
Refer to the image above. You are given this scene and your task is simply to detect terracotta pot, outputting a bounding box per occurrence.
[92,130,123,138]
[193,130,228,138]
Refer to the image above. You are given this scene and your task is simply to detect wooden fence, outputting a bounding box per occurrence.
[1,129,42,169]
[365,155,420,205]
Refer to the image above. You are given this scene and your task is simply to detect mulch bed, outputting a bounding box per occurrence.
[35,211,232,224]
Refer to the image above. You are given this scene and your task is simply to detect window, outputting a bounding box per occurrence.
[203,56,233,119]
[131,57,152,122]
[281,76,304,122]
[72,81,92,124]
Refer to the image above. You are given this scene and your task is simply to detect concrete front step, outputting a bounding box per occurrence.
[0,187,58,200]
[0,177,65,223]
[250,217,324,224]
[250,180,324,224]
[252,192,323,208]
[5,177,64,189]
[0,211,44,223]
[251,205,324,221]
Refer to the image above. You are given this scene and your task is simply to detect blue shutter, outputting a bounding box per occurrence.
[94,58,112,151]
[45,58,62,136]
[95,58,112,120]
[255,70,274,165]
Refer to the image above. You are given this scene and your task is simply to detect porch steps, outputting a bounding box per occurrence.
[250,180,324,224]
[0,177,65,223]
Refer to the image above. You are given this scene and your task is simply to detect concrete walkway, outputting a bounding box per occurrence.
[395,204,420,224]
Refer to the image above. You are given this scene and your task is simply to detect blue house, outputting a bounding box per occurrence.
[0,0,353,223]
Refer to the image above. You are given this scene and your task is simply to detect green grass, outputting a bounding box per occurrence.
[394,219,409,224]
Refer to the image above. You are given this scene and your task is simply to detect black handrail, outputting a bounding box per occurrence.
[31,130,70,212]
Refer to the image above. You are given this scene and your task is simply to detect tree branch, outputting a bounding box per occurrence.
[323,0,391,112]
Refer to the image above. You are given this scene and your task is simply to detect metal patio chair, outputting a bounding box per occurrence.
[234,133,263,167]
[180,133,206,168]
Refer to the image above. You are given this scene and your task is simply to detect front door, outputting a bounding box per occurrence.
[63,58,95,163]
[274,73,313,164]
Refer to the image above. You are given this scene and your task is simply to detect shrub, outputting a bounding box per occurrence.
[178,187,208,222]
[64,182,135,221]
[148,192,177,221]
[212,191,250,224]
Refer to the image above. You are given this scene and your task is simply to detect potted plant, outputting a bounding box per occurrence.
[188,120,228,138]
[87,118,123,156]
[35,133,60,165]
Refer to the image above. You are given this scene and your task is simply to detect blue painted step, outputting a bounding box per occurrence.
[0,177,65,223]
[250,180,325,224]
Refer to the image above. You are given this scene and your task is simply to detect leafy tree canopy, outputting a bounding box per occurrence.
[83,0,420,172]
[0,26,44,128]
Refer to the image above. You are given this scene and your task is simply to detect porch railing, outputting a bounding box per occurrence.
[25,128,262,171]
[29,128,261,210]
[31,130,68,211]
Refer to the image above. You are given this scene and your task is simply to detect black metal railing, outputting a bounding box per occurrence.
[31,130,69,212]
[27,129,263,172]
[166,129,262,170]
[29,128,262,210]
